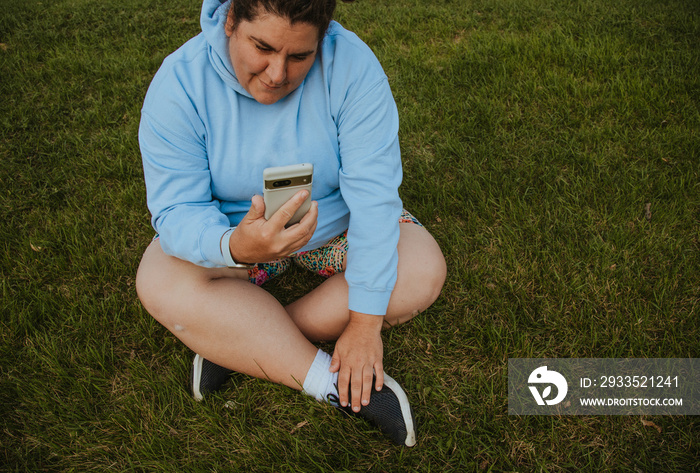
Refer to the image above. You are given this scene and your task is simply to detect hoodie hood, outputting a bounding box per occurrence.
[200,0,254,98]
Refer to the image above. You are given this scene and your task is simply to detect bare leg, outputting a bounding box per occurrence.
[135,224,445,389]
[286,223,446,342]
[135,240,318,391]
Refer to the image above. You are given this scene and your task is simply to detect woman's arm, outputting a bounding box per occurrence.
[140,110,233,267]
[332,67,404,411]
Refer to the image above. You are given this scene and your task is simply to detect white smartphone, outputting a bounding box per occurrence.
[263,163,313,226]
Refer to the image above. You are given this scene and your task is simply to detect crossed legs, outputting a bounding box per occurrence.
[135,223,446,392]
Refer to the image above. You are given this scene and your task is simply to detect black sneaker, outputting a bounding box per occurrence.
[331,373,417,447]
[190,354,233,401]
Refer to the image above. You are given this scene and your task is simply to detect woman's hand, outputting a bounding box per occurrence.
[330,311,384,412]
[229,191,318,263]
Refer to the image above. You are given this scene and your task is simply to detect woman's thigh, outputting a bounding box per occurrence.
[135,239,250,320]
[135,239,318,387]
[286,222,446,340]
[388,222,446,320]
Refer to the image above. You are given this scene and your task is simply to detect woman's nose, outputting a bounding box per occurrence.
[266,56,286,85]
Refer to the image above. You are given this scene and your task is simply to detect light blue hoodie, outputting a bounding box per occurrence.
[139,0,403,315]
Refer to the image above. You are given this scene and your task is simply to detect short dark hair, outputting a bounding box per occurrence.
[228,0,354,41]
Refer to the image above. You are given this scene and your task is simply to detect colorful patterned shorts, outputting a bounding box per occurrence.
[247,209,422,286]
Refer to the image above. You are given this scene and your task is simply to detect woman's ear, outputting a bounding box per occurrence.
[225,12,235,37]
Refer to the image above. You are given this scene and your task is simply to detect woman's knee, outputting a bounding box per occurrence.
[392,224,447,315]
[135,241,203,320]
[413,239,446,310]
[135,242,171,319]
[136,240,249,320]
[423,242,447,306]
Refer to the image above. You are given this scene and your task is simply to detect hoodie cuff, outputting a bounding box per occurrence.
[348,285,392,316]
[200,223,233,267]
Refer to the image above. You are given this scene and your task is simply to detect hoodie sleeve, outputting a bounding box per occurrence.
[331,36,404,316]
[139,83,231,268]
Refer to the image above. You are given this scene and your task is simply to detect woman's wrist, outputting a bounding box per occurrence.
[221,228,255,268]
[348,310,385,332]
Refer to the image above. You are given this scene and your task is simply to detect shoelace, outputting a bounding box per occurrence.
[326,392,341,407]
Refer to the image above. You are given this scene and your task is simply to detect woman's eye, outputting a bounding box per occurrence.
[255,44,272,52]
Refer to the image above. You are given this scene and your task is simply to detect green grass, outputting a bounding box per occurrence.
[1,0,698,470]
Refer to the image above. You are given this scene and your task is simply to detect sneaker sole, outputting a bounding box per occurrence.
[382,374,417,447]
[191,354,205,402]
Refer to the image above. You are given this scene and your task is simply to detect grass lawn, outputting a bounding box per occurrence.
[1,0,698,470]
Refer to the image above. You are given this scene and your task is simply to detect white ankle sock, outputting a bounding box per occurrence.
[302,349,339,405]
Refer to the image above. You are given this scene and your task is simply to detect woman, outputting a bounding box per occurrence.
[136,0,446,446]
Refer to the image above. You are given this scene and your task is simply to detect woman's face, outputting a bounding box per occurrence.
[225,12,319,105]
